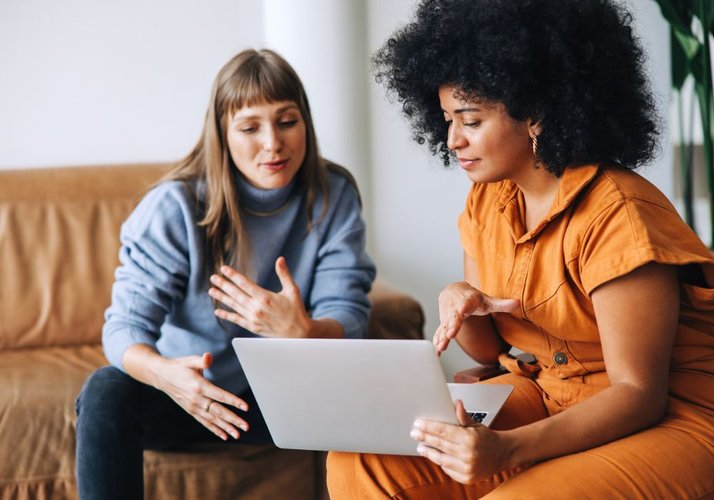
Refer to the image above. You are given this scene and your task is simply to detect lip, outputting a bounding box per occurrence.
[262,158,289,171]
[458,157,480,170]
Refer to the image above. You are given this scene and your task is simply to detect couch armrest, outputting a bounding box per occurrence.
[453,352,538,383]
[452,365,506,383]
[367,279,425,340]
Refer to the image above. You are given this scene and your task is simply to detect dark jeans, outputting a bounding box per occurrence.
[75,366,272,500]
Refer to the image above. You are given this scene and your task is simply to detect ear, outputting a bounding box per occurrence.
[528,118,542,138]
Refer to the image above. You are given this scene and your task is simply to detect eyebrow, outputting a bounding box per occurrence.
[442,107,482,114]
[232,104,300,121]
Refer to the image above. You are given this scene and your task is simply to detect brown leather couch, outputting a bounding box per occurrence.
[0,163,425,500]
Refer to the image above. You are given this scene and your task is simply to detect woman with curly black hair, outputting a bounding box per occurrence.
[327,0,714,498]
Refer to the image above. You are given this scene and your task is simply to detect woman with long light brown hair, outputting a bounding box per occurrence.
[75,49,375,499]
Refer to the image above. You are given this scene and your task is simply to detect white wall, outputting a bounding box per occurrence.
[627,0,673,198]
[0,0,262,169]
[0,0,672,378]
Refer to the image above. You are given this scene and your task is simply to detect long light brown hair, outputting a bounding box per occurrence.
[163,49,328,275]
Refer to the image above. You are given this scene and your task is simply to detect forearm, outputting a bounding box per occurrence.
[501,382,667,468]
[122,343,169,389]
[455,315,510,365]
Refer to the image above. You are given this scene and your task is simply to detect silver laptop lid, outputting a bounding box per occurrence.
[232,338,511,456]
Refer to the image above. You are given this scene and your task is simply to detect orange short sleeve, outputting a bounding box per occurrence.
[579,195,712,294]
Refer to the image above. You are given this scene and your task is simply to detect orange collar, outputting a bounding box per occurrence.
[493,164,600,243]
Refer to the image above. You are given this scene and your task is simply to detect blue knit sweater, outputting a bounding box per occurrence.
[102,167,376,396]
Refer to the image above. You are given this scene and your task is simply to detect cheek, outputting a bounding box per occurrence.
[227,133,255,161]
[291,127,307,158]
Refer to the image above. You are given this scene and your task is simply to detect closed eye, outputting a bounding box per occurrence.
[278,120,298,129]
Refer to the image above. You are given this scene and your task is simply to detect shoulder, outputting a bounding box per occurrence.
[325,161,360,199]
[123,180,199,237]
[569,165,685,243]
[569,166,710,292]
[321,160,362,211]
[583,166,677,213]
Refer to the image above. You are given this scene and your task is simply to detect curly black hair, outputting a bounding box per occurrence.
[373,0,660,176]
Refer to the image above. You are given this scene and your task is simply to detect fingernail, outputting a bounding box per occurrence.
[410,429,421,440]
[416,445,427,455]
[413,419,424,429]
[241,424,248,432]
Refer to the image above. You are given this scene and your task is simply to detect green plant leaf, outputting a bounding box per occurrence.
[674,28,701,60]
[700,0,714,34]
[672,28,690,89]
[652,0,692,34]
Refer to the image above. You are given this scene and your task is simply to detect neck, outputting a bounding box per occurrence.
[514,167,561,232]
[234,171,298,215]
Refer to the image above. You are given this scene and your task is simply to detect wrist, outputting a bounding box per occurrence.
[499,429,525,469]
[145,354,170,389]
[123,343,167,389]
[300,316,315,338]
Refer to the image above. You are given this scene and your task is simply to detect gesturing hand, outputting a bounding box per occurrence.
[433,281,519,354]
[410,400,510,484]
[156,352,250,441]
[208,256,312,338]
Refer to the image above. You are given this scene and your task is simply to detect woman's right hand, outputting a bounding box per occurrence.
[154,352,250,440]
[123,345,250,441]
[433,282,519,354]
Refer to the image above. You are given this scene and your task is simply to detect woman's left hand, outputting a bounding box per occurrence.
[209,256,312,337]
[410,400,511,484]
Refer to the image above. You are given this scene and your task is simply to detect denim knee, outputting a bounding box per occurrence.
[76,365,142,423]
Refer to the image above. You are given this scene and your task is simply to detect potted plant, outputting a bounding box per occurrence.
[652,0,713,244]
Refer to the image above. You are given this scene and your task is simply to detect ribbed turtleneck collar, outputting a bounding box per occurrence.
[234,170,298,215]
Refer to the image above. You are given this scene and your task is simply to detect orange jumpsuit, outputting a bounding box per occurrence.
[327,165,714,499]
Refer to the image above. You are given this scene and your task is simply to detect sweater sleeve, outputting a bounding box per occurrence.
[308,179,376,339]
[102,182,193,370]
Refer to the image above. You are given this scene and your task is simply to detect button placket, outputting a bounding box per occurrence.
[553,352,568,365]
[508,242,533,311]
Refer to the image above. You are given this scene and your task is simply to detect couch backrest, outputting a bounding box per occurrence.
[0,164,169,350]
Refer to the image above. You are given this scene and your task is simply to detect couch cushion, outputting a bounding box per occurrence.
[144,443,322,499]
[0,164,168,350]
[0,345,324,500]
[0,345,105,498]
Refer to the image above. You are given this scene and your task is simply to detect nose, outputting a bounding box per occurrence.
[261,125,283,152]
[446,122,467,151]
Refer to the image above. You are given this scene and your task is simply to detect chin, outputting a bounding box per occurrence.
[465,171,490,184]
[262,173,296,190]
[465,168,504,185]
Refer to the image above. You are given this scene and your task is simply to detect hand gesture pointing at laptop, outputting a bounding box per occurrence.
[433,281,520,354]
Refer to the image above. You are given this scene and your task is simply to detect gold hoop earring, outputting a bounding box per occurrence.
[530,134,540,169]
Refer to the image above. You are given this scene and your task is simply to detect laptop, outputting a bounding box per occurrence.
[231,338,513,456]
